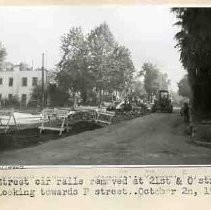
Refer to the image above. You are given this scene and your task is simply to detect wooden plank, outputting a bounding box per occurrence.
[95,120,111,124]
[39,108,71,135]
[0,109,18,133]
[0,125,10,129]
[95,110,115,125]
[96,113,114,116]
[38,126,65,131]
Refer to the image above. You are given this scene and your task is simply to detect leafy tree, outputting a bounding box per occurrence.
[0,42,7,69]
[139,62,171,102]
[29,83,43,107]
[108,45,135,94]
[57,27,94,105]
[1,95,19,108]
[170,90,184,106]
[178,74,191,98]
[130,80,146,99]
[173,8,211,119]
[47,84,70,106]
[140,62,160,101]
[19,62,32,71]
[4,62,14,71]
[157,72,171,90]
[88,23,135,104]
[87,23,116,105]
[57,23,135,107]
[29,83,69,107]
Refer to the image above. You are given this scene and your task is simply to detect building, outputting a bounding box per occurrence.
[0,65,47,106]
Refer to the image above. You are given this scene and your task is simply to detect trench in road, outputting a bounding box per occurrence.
[1,111,211,165]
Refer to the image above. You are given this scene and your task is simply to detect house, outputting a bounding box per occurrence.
[0,65,47,106]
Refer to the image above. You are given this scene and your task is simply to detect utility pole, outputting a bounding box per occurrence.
[32,60,34,71]
[41,53,45,109]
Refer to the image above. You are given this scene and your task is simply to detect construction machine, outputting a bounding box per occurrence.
[151,90,173,113]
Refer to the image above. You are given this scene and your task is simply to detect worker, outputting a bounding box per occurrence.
[183,102,190,123]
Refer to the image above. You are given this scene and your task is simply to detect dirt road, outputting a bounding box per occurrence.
[1,110,211,165]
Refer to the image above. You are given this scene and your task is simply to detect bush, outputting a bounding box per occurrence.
[47,84,70,107]
[27,99,40,108]
[1,96,20,108]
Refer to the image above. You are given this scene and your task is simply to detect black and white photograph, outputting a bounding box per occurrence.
[0,6,211,165]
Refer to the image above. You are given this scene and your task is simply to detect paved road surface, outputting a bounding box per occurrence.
[1,111,211,165]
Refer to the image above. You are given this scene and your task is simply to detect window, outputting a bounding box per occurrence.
[8,94,12,100]
[22,77,27,86]
[9,77,13,87]
[21,94,27,106]
[21,94,27,102]
[32,77,38,86]
[0,78,2,85]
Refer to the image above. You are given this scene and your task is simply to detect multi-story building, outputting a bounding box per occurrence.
[0,65,47,106]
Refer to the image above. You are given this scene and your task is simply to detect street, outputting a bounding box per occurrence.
[1,110,211,165]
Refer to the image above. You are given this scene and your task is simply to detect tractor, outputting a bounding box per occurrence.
[151,90,173,113]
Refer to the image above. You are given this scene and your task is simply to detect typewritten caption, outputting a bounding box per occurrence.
[1,168,211,198]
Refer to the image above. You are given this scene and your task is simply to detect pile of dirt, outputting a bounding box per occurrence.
[112,110,149,123]
[0,121,102,151]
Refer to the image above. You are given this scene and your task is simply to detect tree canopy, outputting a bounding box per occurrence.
[57,22,135,106]
[177,74,191,98]
[172,8,211,119]
[139,62,170,101]
[0,42,7,69]
[140,62,160,96]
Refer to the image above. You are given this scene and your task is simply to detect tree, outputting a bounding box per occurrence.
[29,83,69,107]
[178,74,191,98]
[87,23,116,105]
[106,44,135,98]
[170,90,184,106]
[173,8,211,120]
[0,42,7,69]
[157,72,171,90]
[47,84,70,106]
[57,23,135,107]
[88,23,135,104]
[57,27,94,106]
[29,83,48,107]
[140,62,160,101]
[131,80,146,99]
[140,62,171,102]
[19,62,31,71]
[30,83,42,106]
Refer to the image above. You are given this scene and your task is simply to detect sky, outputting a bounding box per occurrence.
[0,6,186,90]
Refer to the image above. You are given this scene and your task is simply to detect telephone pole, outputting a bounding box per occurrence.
[41,53,45,109]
